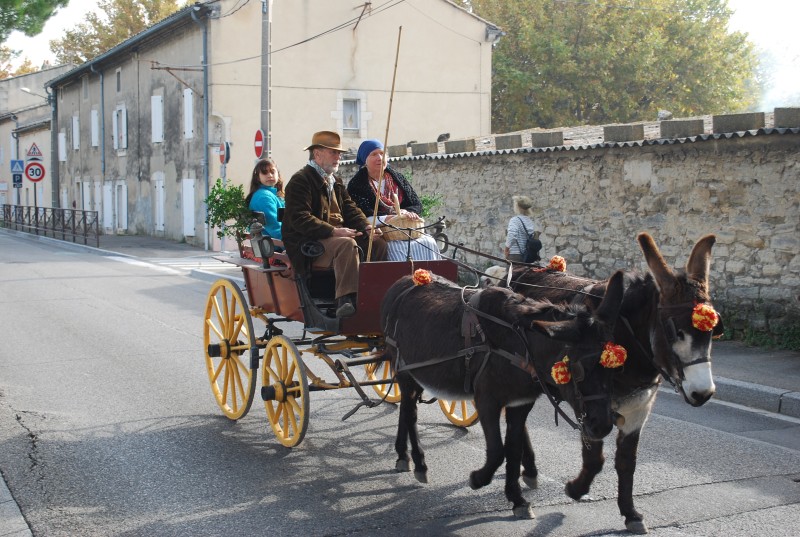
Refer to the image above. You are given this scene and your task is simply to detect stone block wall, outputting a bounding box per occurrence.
[341,132,800,338]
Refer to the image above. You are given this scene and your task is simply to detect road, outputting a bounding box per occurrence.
[1,233,799,536]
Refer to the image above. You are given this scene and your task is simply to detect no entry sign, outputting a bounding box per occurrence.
[254,129,265,158]
[25,161,45,182]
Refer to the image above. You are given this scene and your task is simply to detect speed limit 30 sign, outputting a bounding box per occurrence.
[25,161,46,182]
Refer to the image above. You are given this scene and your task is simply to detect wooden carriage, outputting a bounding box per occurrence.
[203,228,477,447]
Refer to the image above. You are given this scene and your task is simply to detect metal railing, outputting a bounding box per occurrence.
[1,205,101,247]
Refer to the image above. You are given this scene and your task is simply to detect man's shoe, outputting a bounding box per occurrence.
[336,294,356,318]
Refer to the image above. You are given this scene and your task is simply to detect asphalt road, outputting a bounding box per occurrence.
[1,233,799,536]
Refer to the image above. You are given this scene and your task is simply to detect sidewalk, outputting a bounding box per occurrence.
[5,228,800,419]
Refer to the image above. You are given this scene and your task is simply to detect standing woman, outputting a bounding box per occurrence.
[245,157,285,240]
[504,195,541,262]
[347,139,441,261]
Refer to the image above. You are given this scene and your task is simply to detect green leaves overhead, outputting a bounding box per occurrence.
[467,0,758,131]
[0,0,68,43]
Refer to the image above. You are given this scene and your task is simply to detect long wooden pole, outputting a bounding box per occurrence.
[366,26,402,261]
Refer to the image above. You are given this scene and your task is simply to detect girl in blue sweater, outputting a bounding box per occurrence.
[245,158,285,240]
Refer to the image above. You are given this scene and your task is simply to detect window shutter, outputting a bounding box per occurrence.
[151,95,164,143]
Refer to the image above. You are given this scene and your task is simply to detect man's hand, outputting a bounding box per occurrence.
[364,224,383,237]
[332,227,362,238]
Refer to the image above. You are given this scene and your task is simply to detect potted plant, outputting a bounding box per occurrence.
[204,178,251,253]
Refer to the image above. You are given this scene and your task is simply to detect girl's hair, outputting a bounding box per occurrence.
[245,158,284,204]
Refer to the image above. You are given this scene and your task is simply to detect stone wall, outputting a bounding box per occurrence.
[341,130,800,338]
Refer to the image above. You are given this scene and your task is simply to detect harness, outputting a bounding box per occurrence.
[383,284,601,432]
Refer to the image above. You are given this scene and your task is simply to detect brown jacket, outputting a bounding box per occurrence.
[282,164,370,273]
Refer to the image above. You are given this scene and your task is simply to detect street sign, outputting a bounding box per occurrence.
[254,129,265,158]
[10,160,24,173]
[13,174,22,188]
[219,142,230,164]
[25,161,45,182]
[26,143,43,158]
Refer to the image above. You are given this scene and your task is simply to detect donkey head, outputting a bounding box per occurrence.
[637,232,720,406]
[528,270,627,440]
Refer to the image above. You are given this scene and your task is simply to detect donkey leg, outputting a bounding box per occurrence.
[565,438,605,501]
[504,404,535,519]
[395,374,428,482]
[520,424,538,489]
[616,429,647,534]
[469,400,504,490]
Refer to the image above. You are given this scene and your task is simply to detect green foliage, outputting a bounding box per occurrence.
[420,193,443,219]
[466,0,760,131]
[49,0,185,65]
[204,178,250,243]
[741,323,800,352]
[0,0,67,43]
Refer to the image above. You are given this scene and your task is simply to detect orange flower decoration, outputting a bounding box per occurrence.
[412,268,433,286]
[551,357,572,384]
[600,342,627,368]
[548,255,567,272]
[692,303,719,332]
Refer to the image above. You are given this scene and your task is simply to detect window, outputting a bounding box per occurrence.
[183,89,194,139]
[343,99,360,134]
[151,95,164,143]
[82,76,88,100]
[116,69,121,92]
[72,116,80,150]
[112,104,127,150]
[91,110,99,147]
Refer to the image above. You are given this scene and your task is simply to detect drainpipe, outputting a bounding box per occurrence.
[192,6,210,251]
[45,89,58,207]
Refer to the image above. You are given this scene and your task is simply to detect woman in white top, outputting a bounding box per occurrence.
[504,195,541,262]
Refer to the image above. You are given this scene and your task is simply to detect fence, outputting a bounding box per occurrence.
[1,205,101,248]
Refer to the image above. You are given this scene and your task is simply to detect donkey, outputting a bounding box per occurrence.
[380,270,627,518]
[500,232,720,533]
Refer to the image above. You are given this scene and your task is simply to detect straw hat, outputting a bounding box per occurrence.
[513,195,533,214]
[303,131,347,152]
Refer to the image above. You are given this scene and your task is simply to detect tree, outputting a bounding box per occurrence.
[0,0,67,43]
[465,0,759,131]
[49,0,186,65]
[0,45,37,79]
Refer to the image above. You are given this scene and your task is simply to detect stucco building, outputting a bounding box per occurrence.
[41,0,497,248]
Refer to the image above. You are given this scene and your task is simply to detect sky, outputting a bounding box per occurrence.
[5,0,800,110]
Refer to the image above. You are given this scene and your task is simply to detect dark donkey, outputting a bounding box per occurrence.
[502,232,720,533]
[380,270,628,518]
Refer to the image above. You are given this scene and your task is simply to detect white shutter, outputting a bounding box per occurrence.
[182,177,195,236]
[58,131,67,161]
[91,110,99,147]
[153,172,165,232]
[103,182,113,230]
[151,95,164,143]
[111,112,119,150]
[183,89,194,139]
[115,180,128,231]
[119,106,128,149]
[72,116,80,150]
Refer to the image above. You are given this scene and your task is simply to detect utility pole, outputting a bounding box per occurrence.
[261,0,272,157]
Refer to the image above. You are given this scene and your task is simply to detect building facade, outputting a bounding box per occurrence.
[44,0,497,248]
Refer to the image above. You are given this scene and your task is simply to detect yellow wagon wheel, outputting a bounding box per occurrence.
[365,359,401,404]
[204,278,258,420]
[438,399,479,427]
[261,335,310,447]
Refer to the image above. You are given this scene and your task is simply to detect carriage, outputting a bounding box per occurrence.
[202,220,478,447]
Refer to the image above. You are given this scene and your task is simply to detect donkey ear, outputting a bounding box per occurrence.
[686,234,715,290]
[595,270,625,325]
[637,232,676,293]
[530,319,581,342]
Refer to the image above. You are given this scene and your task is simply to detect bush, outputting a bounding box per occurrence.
[204,178,250,243]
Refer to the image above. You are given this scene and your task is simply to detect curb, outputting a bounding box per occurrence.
[0,476,32,537]
[713,376,800,419]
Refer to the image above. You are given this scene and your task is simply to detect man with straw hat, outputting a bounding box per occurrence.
[282,131,388,318]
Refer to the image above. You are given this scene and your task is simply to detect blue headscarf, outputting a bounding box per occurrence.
[356,139,384,167]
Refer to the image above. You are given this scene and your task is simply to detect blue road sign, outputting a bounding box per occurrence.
[11,160,24,173]
[13,174,22,188]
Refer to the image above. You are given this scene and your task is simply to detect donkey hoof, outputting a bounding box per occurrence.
[564,481,586,501]
[413,470,428,484]
[522,474,538,489]
[468,472,482,490]
[512,503,535,519]
[395,459,410,473]
[625,519,648,534]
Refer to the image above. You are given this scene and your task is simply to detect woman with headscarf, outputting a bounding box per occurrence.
[347,139,441,261]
